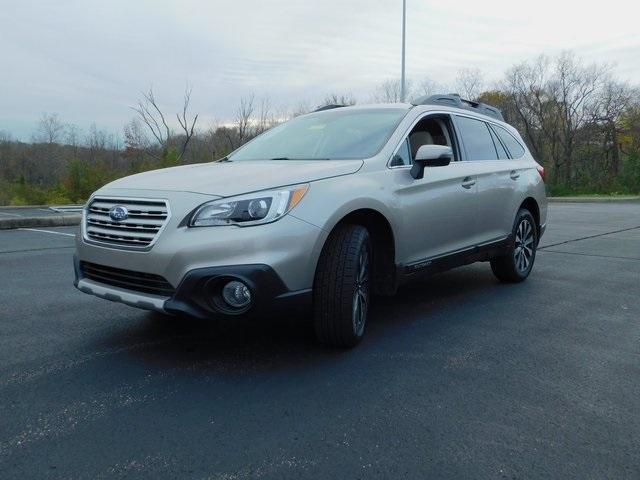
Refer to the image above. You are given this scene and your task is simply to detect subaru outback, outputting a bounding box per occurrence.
[74,94,547,347]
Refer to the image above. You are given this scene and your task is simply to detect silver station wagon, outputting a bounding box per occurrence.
[75,94,547,347]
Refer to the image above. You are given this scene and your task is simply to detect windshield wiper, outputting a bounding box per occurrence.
[270,157,292,160]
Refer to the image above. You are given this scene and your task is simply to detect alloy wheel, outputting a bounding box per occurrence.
[352,246,370,336]
[513,218,535,273]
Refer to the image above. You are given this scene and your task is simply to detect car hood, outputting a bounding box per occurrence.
[103,159,363,197]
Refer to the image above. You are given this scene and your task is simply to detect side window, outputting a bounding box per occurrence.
[455,116,498,161]
[493,125,526,158]
[489,127,509,160]
[390,114,458,167]
[390,139,411,167]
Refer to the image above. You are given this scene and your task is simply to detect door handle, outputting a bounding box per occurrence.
[461,177,476,189]
[510,170,520,180]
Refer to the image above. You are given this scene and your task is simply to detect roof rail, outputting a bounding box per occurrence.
[412,93,504,121]
[314,104,347,112]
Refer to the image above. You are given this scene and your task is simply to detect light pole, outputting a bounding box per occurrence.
[400,0,407,102]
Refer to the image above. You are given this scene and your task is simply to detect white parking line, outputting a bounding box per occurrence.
[0,211,22,217]
[18,228,76,237]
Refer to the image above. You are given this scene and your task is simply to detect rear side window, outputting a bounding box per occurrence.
[455,116,497,161]
[489,127,509,160]
[493,125,526,158]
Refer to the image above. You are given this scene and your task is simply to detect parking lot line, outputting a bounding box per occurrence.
[18,228,76,237]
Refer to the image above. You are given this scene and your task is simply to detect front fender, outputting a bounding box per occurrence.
[290,171,401,250]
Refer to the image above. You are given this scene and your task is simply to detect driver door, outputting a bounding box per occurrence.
[390,113,479,268]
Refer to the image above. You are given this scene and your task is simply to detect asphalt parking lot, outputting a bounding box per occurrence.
[0,202,638,479]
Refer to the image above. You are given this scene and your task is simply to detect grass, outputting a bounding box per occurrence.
[549,193,639,198]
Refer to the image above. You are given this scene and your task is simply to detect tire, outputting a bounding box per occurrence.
[490,208,538,283]
[313,224,371,347]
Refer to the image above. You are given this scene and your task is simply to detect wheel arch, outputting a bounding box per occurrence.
[318,208,398,296]
[519,197,541,236]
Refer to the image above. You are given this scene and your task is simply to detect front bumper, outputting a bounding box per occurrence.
[74,256,312,319]
[77,190,327,289]
[74,188,327,318]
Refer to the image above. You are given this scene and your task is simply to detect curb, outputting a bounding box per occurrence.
[548,196,640,203]
[0,204,83,210]
[0,214,82,230]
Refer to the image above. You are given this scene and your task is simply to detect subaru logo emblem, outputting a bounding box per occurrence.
[109,205,129,222]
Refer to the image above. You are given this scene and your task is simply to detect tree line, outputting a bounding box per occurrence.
[1,51,638,205]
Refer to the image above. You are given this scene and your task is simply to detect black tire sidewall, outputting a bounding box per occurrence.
[313,224,371,347]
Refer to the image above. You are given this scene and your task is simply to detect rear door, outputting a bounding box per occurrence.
[453,115,519,244]
[489,123,531,235]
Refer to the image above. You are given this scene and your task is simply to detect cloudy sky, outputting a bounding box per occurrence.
[1,0,638,140]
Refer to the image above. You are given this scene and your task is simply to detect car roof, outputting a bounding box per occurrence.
[313,102,512,129]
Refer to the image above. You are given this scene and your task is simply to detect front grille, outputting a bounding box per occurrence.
[80,261,175,296]
[85,197,169,248]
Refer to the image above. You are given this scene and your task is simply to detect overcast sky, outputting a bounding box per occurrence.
[1,0,638,140]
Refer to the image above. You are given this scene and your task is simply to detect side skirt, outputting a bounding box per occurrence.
[398,236,512,284]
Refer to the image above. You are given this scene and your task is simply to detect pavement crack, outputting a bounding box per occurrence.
[539,225,640,250]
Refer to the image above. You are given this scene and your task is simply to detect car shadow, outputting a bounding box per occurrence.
[101,263,502,373]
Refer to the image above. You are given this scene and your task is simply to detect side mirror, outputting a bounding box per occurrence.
[410,145,453,179]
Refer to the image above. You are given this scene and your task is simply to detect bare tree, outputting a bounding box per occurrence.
[0,130,12,143]
[234,94,256,147]
[503,56,555,163]
[321,93,356,107]
[256,96,275,134]
[123,118,149,151]
[550,52,610,183]
[35,113,65,144]
[592,80,634,177]
[419,78,447,97]
[290,100,311,118]
[65,124,83,158]
[455,67,484,101]
[133,86,199,162]
[175,87,199,160]
[371,79,413,103]
[85,123,108,163]
[502,53,623,185]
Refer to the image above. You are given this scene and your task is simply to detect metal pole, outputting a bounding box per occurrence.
[400,0,406,102]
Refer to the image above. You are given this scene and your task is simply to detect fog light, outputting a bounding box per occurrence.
[221,280,252,309]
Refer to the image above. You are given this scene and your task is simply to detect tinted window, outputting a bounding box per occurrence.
[455,116,497,161]
[494,125,526,158]
[230,108,408,161]
[489,127,509,159]
[390,139,411,166]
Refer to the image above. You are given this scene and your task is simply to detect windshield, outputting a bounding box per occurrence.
[228,108,408,161]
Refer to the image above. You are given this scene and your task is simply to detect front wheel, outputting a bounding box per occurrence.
[313,224,371,347]
[490,209,538,283]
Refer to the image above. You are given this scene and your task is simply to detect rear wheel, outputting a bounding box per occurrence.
[313,224,371,347]
[490,209,537,283]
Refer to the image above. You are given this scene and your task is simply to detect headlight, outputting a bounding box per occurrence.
[189,184,309,227]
